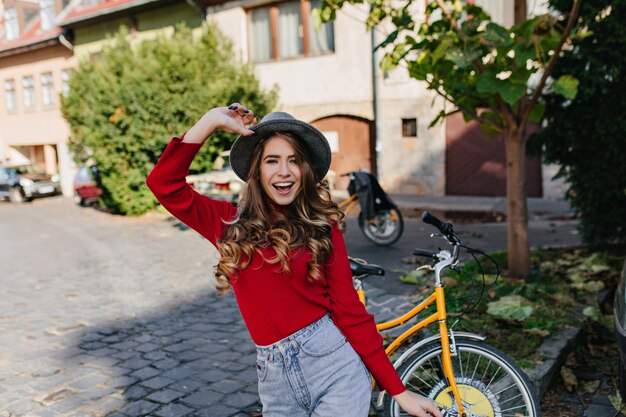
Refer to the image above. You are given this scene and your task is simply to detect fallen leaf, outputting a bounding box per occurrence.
[580,379,600,394]
[608,391,624,413]
[523,328,551,338]
[561,366,578,392]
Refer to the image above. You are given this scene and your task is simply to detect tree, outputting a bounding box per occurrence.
[62,24,277,215]
[531,0,626,246]
[319,0,585,279]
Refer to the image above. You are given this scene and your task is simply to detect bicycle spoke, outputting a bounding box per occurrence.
[406,379,430,397]
[471,354,481,381]
[493,380,522,397]
[499,403,532,416]
[485,363,502,390]
[456,350,465,379]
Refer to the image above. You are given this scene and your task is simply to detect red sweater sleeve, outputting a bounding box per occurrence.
[146,136,237,245]
[326,226,406,396]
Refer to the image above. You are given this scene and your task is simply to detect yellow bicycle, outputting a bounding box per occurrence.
[350,211,539,417]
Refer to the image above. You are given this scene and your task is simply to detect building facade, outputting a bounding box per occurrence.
[0,0,563,200]
[206,0,556,196]
[0,0,76,195]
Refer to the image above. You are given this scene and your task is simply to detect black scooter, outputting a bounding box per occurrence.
[339,171,404,246]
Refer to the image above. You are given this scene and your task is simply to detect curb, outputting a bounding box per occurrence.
[528,326,584,398]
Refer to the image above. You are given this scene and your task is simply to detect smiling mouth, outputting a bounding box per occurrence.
[273,182,294,195]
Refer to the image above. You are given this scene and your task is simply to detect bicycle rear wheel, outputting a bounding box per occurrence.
[383,340,539,417]
[358,208,404,246]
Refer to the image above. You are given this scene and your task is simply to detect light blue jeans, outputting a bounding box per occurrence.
[255,314,372,417]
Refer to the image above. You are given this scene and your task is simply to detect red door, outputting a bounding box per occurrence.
[311,116,375,191]
[445,112,543,197]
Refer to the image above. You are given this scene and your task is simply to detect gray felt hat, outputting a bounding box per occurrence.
[229,112,331,182]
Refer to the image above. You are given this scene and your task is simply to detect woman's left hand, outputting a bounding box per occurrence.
[392,390,442,417]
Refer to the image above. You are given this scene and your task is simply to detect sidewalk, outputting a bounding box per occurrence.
[332,190,575,221]
[389,194,575,221]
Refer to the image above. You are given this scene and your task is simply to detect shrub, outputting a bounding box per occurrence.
[530,1,626,246]
[62,24,277,215]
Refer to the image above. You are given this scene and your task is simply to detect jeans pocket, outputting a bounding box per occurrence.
[298,322,347,357]
[256,356,268,382]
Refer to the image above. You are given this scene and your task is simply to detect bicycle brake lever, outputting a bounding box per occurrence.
[416,264,435,272]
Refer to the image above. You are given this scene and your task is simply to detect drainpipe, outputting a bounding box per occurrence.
[59,32,74,51]
[370,27,381,177]
[186,0,207,22]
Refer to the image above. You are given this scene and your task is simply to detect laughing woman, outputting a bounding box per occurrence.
[146,103,442,417]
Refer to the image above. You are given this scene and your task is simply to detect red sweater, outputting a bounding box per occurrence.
[146,137,406,396]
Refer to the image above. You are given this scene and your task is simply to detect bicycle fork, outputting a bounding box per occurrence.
[436,285,468,417]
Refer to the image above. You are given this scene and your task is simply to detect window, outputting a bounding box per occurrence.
[248,0,334,62]
[402,118,417,137]
[23,76,36,109]
[41,72,55,106]
[39,0,56,31]
[4,79,17,112]
[4,9,19,41]
[308,0,334,55]
[61,69,71,97]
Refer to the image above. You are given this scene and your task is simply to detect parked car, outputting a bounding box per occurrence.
[615,259,626,398]
[73,165,103,206]
[186,151,244,204]
[0,164,61,203]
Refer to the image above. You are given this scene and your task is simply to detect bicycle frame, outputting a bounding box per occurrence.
[357,244,472,415]
[337,192,359,216]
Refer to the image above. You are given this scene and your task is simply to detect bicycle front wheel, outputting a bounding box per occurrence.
[383,340,539,417]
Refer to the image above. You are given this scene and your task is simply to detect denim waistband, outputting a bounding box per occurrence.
[255,314,331,360]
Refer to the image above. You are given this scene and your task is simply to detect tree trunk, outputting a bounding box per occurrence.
[514,0,527,24]
[505,130,531,279]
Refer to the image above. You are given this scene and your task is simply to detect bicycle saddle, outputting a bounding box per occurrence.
[349,258,385,277]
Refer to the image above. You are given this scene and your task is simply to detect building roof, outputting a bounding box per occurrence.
[59,0,182,27]
[0,15,63,58]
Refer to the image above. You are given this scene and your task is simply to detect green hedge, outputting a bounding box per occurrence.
[62,24,277,215]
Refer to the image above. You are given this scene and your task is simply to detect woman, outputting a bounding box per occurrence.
[146,103,442,417]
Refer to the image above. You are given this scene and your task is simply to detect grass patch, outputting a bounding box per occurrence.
[396,246,623,369]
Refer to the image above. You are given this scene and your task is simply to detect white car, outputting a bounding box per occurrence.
[186,151,244,204]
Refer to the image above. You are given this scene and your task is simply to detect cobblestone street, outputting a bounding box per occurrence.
[0,195,585,417]
[0,197,260,416]
[1,197,422,417]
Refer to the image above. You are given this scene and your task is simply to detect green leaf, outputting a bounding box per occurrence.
[529,103,545,123]
[429,110,448,128]
[608,392,624,413]
[552,75,579,100]
[497,82,526,106]
[376,30,399,51]
[399,268,430,285]
[445,47,482,68]
[476,72,499,93]
[380,53,398,74]
[582,306,603,322]
[478,111,504,133]
[432,38,452,64]
[483,22,513,47]
[513,44,536,67]
[512,16,538,41]
[487,295,534,321]
[477,73,526,106]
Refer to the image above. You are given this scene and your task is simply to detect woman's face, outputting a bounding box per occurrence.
[259,135,302,206]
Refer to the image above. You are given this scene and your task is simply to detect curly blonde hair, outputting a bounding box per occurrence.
[214,132,344,294]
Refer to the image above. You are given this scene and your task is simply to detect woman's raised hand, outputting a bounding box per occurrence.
[184,103,257,144]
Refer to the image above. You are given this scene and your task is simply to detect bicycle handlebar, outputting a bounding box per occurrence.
[421,211,458,244]
[412,248,438,259]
